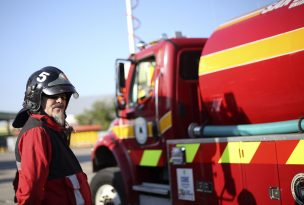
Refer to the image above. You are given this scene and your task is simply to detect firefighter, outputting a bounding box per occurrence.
[12,66,92,205]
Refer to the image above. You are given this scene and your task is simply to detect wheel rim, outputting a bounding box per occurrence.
[95,184,121,205]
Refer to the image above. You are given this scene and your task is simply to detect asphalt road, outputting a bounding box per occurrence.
[0,147,94,205]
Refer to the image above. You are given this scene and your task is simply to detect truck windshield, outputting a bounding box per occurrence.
[129,58,156,106]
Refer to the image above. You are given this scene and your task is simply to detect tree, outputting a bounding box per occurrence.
[75,99,115,130]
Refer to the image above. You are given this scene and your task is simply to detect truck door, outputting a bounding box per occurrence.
[240,141,281,205]
[128,57,158,145]
[175,49,202,138]
[218,140,281,205]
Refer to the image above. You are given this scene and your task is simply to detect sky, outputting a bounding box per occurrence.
[0,0,277,113]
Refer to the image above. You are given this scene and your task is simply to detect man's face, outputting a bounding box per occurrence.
[41,93,67,126]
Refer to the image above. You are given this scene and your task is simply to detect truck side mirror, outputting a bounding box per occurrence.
[115,62,126,111]
[118,62,126,90]
[115,59,134,118]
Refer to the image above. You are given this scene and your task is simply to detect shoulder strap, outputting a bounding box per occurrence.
[15,117,44,162]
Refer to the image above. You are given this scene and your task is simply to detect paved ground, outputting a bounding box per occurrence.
[0,147,94,204]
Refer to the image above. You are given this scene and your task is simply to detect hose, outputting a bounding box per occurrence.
[188,119,304,137]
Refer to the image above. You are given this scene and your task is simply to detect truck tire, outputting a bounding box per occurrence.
[90,167,124,205]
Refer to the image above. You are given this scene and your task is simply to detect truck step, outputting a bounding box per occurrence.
[133,182,170,196]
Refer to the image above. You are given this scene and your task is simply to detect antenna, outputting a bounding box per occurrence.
[125,0,141,54]
[125,0,135,54]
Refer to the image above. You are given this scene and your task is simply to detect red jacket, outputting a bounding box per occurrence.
[14,114,92,205]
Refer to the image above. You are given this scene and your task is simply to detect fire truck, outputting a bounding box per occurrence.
[90,1,304,204]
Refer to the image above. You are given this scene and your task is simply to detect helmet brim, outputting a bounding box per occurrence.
[43,85,79,99]
[12,108,30,128]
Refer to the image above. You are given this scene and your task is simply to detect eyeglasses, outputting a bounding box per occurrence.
[45,94,67,100]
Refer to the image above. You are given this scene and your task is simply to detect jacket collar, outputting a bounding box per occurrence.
[30,113,63,132]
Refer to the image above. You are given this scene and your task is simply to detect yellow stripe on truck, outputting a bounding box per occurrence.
[218,142,241,164]
[286,140,304,165]
[112,122,154,139]
[218,142,260,164]
[159,111,172,134]
[112,111,172,139]
[199,27,304,75]
[176,144,200,163]
[112,124,134,139]
[240,142,261,164]
[140,150,162,166]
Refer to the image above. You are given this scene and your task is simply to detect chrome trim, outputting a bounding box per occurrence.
[133,182,170,195]
[155,72,160,135]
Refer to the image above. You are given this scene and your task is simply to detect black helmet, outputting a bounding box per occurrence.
[12,66,79,128]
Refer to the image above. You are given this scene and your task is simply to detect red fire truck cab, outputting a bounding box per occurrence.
[90,1,304,205]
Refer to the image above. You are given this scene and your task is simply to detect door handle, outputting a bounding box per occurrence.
[269,187,280,200]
